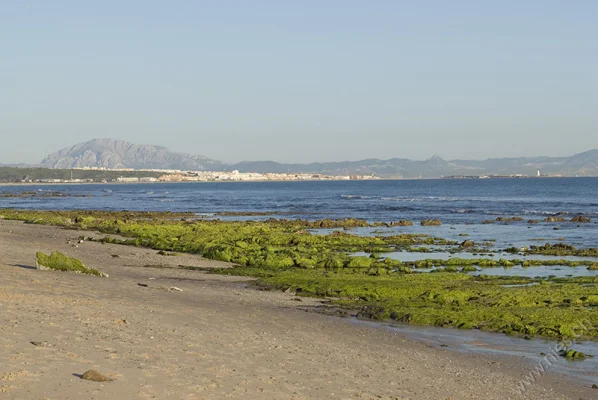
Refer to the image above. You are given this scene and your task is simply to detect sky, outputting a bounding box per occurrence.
[1,1,597,164]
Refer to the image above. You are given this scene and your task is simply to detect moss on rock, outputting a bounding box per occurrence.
[35,252,107,277]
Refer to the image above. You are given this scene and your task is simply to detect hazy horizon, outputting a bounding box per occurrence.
[2,1,597,164]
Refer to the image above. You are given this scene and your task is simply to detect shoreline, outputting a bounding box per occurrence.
[1,219,597,399]
[0,175,587,187]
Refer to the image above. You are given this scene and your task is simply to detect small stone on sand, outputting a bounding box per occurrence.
[81,370,113,382]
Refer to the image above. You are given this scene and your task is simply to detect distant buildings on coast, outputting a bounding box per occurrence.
[125,170,379,183]
[12,166,567,184]
[20,167,378,184]
[440,172,563,179]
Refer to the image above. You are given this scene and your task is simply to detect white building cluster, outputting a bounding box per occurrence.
[157,170,377,182]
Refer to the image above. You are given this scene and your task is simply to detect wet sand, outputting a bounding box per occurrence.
[0,219,596,399]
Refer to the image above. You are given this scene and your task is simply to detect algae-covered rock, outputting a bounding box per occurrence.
[35,252,108,277]
[571,215,591,223]
[561,349,592,359]
[347,256,374,269]
[80,369,113,382]
[420,219,441,226]
[545,216,566,222]
[389,220,413,227]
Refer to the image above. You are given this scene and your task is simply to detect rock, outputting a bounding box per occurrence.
[545,216,566,222]
[560,349,592,359]
[592,384,598,389]
[460,240,475,248]
[80,369,113,382]
[571,215,591,223]
[420,219,441,226]
[30,341,51,347]
[389,220,413,227]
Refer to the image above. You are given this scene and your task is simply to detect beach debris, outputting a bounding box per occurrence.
[168,286,183,292]
[30,341,51,347]
[80,369,113,382]
[137,283,149,287]
[35,251,108,277]
[592,384,598,389]
[111,254,120,258]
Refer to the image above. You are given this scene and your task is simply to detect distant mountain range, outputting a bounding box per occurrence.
[34,139,598,178]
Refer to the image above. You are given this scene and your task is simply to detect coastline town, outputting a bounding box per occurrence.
[18,167,380,184]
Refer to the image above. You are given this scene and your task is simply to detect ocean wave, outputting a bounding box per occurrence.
[340,194,376,200]
[522,210,570,215]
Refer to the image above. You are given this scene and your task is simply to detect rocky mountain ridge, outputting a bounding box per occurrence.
[41,139,224,171]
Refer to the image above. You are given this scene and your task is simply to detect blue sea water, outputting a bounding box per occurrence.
[1,177,597,217]
[1,177,597,248]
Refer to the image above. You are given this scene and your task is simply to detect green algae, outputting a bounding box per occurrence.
[35,251,107,277]
[1,210,453,272]
[561,349,592,359]
[214,267,598,339]
[504,243,598,257]
[4,209,598,339]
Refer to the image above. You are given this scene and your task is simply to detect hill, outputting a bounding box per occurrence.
[40,139,224,171]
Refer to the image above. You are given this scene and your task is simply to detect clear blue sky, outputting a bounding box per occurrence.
[1,1,597,164]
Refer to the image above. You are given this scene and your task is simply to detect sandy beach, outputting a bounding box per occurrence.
[0,219,595,399]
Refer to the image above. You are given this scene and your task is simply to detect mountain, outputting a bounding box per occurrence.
[39,139,598,177]
[41,139,224,171]
[233,151,598,178]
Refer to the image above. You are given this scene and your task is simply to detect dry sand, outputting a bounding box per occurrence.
[0,219,595,399]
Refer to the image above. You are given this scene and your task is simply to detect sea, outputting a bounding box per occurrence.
[1,177,596,249]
